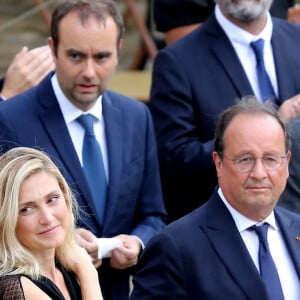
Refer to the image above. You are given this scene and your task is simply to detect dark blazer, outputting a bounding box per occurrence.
[149,14,300,222]
[279,116,300,214]
[131,190,300,299]
[0,73,166,300]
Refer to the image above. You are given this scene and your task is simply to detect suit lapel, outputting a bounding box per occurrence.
[204,16,254,98]
[101,92,123,231]
[271,19,297,104]
[203,192,268,300]
[275,208,300,278]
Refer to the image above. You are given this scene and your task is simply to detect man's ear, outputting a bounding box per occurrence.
[48,37,56,59]
[118,38,123,51]
[212,151,222,178]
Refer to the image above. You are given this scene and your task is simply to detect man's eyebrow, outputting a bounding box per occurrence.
[95,51,112,56]
[66,48,83,54]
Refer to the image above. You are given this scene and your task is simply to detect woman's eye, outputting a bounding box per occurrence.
[20,206,32,214]
[48,196,58,204]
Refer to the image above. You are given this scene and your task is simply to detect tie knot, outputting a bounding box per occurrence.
[250,223,269,244]
[77,114,95,136]
[250,38,265,62]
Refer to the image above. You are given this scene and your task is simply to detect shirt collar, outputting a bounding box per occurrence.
[215,4,273,46]
[217,187,278,233]
[51,73,103,124]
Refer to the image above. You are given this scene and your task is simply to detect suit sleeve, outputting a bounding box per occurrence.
[0,108,19,153]
[129,104,167,245]
[130,232,187,299]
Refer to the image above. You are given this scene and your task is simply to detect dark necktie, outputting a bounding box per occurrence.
[250,223,284,300]
[250,39,276,102]
[77,114,107,224]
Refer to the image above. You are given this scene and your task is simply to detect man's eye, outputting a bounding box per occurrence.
[97,53,110,61]
[70,53,81,60]
[264,156,278,163]
[238,157,253,164]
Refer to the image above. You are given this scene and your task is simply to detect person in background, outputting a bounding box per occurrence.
[278,116,300,213]
[273,0,300,21]
[131,97,300,300]
[153,0,300,45]
[149,0,300,223]
[0,45,54,101]
[0,147,103,300]
[153,0,214,44]
[0,1,166,299]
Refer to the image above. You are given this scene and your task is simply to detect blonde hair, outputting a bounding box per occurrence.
[0,147,79,279]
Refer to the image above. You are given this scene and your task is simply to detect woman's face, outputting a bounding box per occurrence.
[16,170,70,255]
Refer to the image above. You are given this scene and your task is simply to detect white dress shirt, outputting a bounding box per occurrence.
[215,5,278,100]
[51,74,109,181]
[218,187,300,300]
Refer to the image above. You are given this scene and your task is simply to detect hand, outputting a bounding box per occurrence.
[61,243,94,273]
[278,94,300,121]
[110,234,142,270]
[287,4,300,24]
[75,228,102,268]
[0,45,54,99]
[60,243,103,300]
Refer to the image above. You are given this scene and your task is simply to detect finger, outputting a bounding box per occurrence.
[27,57,55,84]
[76,227,97,242]
[14,46,29,60]
[93,259,102,268]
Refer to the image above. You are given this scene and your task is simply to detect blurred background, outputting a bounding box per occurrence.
[0,0,158,76]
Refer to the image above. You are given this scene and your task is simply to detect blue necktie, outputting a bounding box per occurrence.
[250,39,276,102]
[77,114,107,224]
[250,224,284,300]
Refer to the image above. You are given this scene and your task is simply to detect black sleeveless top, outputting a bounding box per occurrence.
[0,263,81,299]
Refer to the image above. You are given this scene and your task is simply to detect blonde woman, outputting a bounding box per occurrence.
[0,147,103,299]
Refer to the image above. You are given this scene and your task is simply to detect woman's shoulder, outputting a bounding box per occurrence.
[0,274,24,299]
[0,274,52,300]
[20,276,52,299]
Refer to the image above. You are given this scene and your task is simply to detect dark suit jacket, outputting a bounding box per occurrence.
[149,14,300,222]
[279,116,300,213]
[0,73,166,300]
[131,191,300,299]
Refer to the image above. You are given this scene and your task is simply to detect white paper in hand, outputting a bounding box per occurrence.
[95,238,122,259]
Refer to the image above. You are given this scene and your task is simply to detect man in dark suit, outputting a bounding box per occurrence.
[0,1,166,299]
[131,97,300,299]
[150,0,300,223]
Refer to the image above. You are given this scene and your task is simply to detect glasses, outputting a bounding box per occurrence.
[222,154,288,173]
